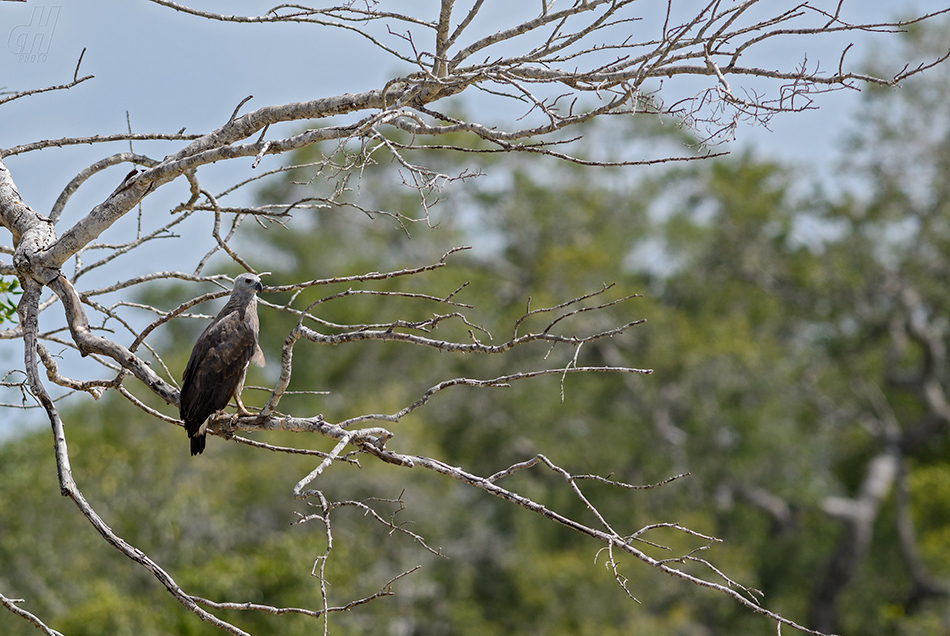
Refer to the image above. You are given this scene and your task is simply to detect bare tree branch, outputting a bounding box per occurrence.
[3,3,949,634]
[0,592,65,636]
[0,48,92,107]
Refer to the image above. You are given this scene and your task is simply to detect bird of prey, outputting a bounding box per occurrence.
[180,273,265,455]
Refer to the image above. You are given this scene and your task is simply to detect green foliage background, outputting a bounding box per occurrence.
[3,22,950,636]
[0,277,20,325]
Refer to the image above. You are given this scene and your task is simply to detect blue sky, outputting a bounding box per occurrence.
[3,1,945,200]
[2,1,944,209]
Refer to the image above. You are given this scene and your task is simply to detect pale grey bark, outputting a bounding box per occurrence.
[2,3,950,635]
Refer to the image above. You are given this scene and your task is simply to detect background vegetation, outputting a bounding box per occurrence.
[2,20,950,636]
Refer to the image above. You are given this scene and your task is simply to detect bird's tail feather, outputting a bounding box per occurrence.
[190,433,206,456]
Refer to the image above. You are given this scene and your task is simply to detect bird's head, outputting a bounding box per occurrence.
[233,273,264,295]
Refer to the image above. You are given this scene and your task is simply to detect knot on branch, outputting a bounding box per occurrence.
[12,228,59,287]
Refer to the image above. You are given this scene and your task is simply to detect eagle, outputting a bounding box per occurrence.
[180,273,265,455]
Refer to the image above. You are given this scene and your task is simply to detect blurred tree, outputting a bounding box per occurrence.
[585,20,950,632]
[237,20,950,632]
[4,6,950,634]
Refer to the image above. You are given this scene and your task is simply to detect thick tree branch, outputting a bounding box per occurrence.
[3,4,949,635]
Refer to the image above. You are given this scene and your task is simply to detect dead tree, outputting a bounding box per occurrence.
[2,2,949,634]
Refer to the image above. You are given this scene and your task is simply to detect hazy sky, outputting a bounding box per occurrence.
[2,0,944,213]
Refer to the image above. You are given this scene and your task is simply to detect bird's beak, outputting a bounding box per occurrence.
[254,280,264,293]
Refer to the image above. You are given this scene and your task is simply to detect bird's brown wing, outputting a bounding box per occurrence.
[180,308,257,439]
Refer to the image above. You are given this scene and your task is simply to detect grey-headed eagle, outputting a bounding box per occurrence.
[180,273,265,455]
